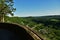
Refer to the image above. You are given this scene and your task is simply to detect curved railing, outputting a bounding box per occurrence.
[0,22,44,40]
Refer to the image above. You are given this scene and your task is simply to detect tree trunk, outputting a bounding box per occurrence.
[2,14,4,22]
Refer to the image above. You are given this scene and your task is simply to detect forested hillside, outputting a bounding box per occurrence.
[5,15,60,40]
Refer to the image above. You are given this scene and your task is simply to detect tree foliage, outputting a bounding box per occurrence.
[0,0,16,22]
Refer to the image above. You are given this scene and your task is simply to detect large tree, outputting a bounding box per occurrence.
[0,0,16,22]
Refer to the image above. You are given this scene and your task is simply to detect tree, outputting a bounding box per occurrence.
[0,0,16,22]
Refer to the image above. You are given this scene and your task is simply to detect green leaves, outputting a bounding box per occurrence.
[0,0,16,22]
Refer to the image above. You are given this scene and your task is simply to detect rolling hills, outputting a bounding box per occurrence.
[5,15,60,40]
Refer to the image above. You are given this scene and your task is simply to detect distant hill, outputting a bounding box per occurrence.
[27,15,60,19]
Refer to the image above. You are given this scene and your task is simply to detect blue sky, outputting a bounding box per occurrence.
[14,0,60,17]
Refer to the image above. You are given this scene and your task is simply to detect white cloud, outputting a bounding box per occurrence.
[14,10,60,17]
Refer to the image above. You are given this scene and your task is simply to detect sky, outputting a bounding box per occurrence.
[14,0,60,17]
